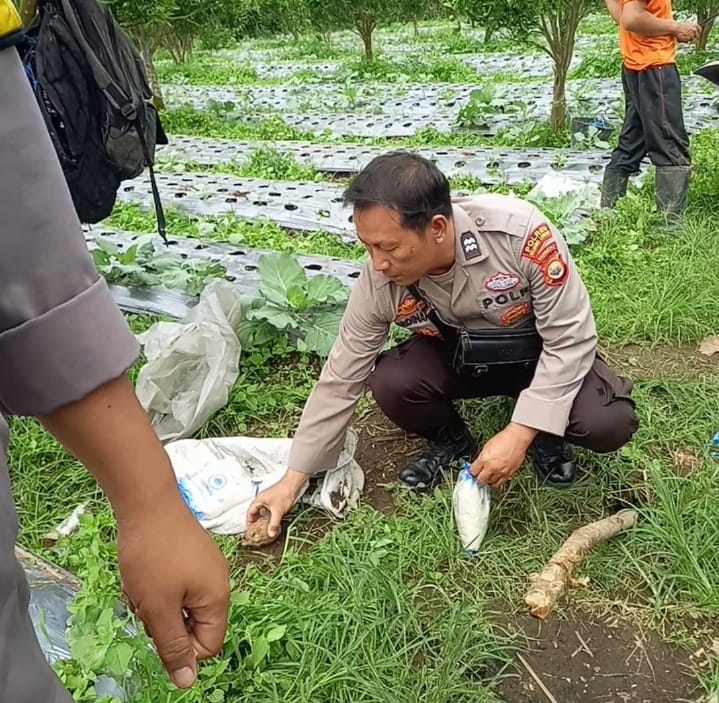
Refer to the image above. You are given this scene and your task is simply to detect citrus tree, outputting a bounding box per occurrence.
[462,0,599,130]
[306,0,406,60]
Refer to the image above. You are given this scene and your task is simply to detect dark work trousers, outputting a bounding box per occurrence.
[0,419,73,703]
[607,63,691,174]
[368,336,639,454]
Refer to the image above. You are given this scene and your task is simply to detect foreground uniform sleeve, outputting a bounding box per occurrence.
[288,267,391,474]
[510,209,598,436]
[0,49,139,416]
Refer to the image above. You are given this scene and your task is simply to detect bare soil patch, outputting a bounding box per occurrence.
[602,341,717,381]
[494,612,702,703]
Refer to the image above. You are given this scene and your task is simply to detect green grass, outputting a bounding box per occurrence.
[161,104,576,149]
[106,202,365,260]
[157,58,263,86]
[578,12,618,36]
[156,145,322,182]
[337,52,483,84]
[161,107,320,142]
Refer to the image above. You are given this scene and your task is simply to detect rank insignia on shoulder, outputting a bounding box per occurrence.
[460,231,481,260]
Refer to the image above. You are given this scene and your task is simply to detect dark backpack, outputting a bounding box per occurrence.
[17,0,167,241]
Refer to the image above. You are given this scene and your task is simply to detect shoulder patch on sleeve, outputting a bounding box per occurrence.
[521,223,554,261]
[521,222,569,287]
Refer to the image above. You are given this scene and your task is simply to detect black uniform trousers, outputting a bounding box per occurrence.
[368,335,639,454]
[607,63,690,174]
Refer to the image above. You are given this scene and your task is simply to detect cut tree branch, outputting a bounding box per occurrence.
[525,509,638,620]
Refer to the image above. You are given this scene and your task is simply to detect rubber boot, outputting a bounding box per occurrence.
[655,165,690,219]
[530,433,576,489]
[600,168,630,209]
[398,409,478,489]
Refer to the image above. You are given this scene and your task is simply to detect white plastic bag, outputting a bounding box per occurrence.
[165,429,364,534]
[452,461,492,556]
[528,172,600,210]
[135,279,244,442]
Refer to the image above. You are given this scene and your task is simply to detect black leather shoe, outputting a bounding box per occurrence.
[399,412,478,489]
[530,433,576,488]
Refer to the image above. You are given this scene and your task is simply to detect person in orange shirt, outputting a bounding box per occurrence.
[601,1,700,217]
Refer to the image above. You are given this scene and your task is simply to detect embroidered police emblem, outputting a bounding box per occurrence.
[460,231,481,260]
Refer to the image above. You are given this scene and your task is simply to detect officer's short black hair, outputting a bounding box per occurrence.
[342,151,452,234]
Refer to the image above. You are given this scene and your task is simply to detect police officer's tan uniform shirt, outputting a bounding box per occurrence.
[288,193,598,475]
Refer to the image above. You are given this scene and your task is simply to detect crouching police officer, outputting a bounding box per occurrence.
[248,152,639,536]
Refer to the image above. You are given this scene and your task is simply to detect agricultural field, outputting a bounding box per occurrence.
[11,4,719,703]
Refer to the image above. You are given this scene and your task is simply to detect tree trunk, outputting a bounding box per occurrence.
[484,25,495,44]
[696,13,715,51]
[141,44,165,111]
[358,21,374,61]
[549,36,574,131]
[413,17,419,37]
[550,62,568,130]
[542,7,582,133]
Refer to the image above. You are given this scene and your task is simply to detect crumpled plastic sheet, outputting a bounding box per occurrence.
[167,428,364,535]
[528,171,601,210]
[135,279,245,442]
[19,547,132,701]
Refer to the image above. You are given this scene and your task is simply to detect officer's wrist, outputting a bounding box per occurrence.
[506,422,539,449]
[284,468,311,492]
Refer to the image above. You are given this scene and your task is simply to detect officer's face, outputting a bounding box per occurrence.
[354,205,453,286]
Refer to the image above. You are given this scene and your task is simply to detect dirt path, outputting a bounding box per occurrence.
[600,341,717,381]
[493,612,707,703]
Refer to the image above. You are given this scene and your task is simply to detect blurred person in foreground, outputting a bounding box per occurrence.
[0,10,230,701]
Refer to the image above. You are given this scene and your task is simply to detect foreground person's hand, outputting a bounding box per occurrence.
[118,501,230,689]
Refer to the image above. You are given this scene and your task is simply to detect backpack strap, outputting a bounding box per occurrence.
[133,116,167,243]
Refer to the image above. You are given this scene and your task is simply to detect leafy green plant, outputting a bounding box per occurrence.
[569,48,622,79]
[91,235,227,297]
[239,253,350,356]
[456,86,528,129]
[571,123,610,150]
[50,514,160,703]
[238,146,320,181]
[525,190,595,245]
[157,57,260,86]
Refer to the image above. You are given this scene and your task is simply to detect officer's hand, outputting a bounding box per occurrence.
[471,423,537,489]
[247,470,309,538]
[674,22,701,42]
[118,503,230,689]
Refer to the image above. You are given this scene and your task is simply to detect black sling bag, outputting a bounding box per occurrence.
[407,284,543,377]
